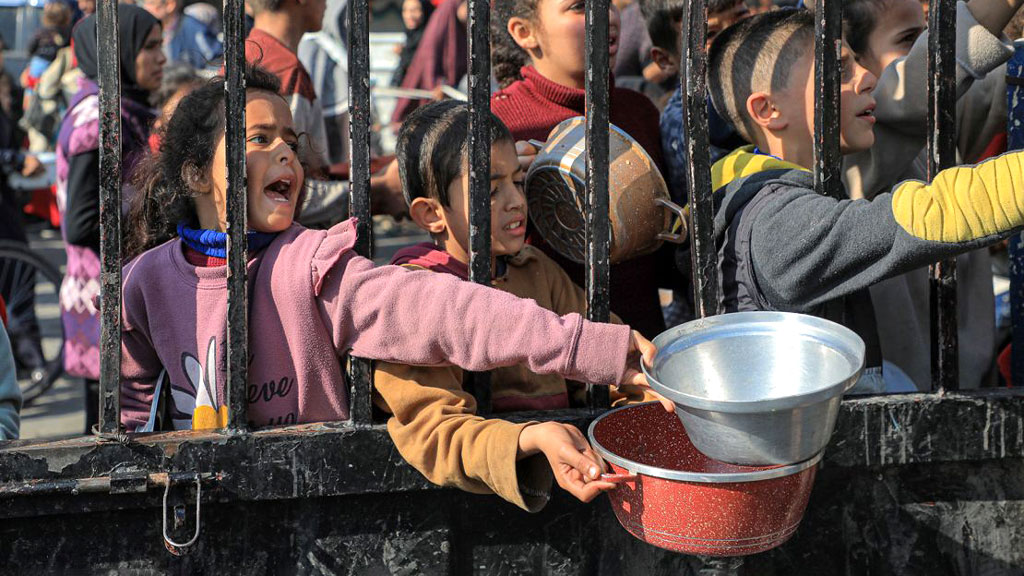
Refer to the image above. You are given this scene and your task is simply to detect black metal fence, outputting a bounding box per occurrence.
[88,0,964,435]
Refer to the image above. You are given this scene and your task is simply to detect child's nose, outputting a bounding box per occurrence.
[274,140,296,164]
[503,185,527,211]
[855,64,877,95]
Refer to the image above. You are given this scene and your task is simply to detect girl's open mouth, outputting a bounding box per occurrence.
[503,219,526,236]
[856,104,876,123]
[264,177,293,203]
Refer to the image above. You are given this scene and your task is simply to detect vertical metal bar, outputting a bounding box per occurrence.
[585,0,611,409]
[346,0,374,426]
[223,0,249,431]
[1007,41,1024,387]
[927,0,958,392]
[96,0,121,434]
[466,0,492,414]
[682,0,719,318]
[812,0,844,200]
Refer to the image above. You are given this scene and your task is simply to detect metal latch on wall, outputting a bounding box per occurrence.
[161,472,202,555]
[0,470,217,555]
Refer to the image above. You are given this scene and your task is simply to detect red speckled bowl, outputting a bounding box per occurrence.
[588,403,821,556]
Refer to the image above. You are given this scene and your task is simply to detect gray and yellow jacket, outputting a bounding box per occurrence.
[686,146,1024,390]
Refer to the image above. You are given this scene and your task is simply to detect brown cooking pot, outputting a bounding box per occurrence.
[525,117,686,265]
[588,403,821,557]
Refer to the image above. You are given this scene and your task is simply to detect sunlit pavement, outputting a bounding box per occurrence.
[18,223,84,440]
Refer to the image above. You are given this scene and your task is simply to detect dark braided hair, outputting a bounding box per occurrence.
[124,64,296,261]
[491,0,538,89]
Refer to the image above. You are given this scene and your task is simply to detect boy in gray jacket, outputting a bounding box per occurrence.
[698,9,1024,392]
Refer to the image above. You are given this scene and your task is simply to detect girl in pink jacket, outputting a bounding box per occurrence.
[119,65,654,442]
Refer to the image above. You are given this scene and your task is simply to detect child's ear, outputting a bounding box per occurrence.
[650,47,679,75]
[746,92,786,131]
[181,162,213,196]
[409,197,447,235]
[508,17,539,52]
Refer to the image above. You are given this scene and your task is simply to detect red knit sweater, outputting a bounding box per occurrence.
[490,67,670,338]
[491,66,667,173]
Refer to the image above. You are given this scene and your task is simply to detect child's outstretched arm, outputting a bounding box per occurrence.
[873,0,1018,135]
[847,0,1018,198]
[745,151,1024,312]
[374,361,555,512]
[314,242,644,387]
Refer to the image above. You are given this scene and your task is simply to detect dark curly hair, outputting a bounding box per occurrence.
[491,0,538,89]
[124,64,296,261]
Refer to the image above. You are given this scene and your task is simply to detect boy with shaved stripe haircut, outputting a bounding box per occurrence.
[690,9,1024,392]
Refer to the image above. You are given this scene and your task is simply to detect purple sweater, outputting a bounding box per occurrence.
[120,220,631,431]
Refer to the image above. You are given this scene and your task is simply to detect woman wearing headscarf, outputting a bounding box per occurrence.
[391,0,433,88]
[57,4,165,432]
[389,0,466,124]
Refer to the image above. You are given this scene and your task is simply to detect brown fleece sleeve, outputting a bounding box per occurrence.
[373,361,553,512]
[538,250,656,406]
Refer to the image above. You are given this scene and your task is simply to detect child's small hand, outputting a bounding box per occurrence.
[624,330,676,413]
[519,422,616,503]
[515,140,541,173]
[21,154,42,177]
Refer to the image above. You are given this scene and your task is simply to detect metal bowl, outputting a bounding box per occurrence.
[643,312,865,466]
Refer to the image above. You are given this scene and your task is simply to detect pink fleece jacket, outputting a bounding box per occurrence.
[119,220,631,431]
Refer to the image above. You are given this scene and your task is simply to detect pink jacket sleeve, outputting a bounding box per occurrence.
[312,232,632,386]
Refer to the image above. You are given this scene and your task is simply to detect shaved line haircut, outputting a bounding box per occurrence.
[707,8,815,143]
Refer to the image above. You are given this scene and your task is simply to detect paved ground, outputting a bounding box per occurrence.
[17,218,426,441]
[18,223,84,440]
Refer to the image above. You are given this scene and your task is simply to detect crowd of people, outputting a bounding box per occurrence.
[1,0,1023,512]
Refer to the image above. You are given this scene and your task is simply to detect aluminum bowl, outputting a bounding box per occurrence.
[643,312,865,466]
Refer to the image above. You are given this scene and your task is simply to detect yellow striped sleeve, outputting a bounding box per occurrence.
[891,151,1024,243]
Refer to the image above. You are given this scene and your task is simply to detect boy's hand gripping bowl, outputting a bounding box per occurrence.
[643,311,866,466]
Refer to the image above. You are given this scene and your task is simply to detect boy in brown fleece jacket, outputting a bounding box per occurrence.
[373,101,670,512]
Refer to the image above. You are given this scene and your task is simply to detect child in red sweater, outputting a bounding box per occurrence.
[490,0,677,338]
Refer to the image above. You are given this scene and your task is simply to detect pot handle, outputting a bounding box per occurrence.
[600,473,639,484]
[655,198,689,244]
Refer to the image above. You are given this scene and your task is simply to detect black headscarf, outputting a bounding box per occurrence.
[73,4,160,104]
[391,0,434,87]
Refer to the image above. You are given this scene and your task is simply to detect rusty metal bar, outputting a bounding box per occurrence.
[96,0,121,434]
[346,0,374,426]
[927,0,958,392]
[0,472,219,499]
[585,0,611,409]
[812,0,843,200]
[224,0,249,431]
[682,0,719,318]
[466,0,493,414]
